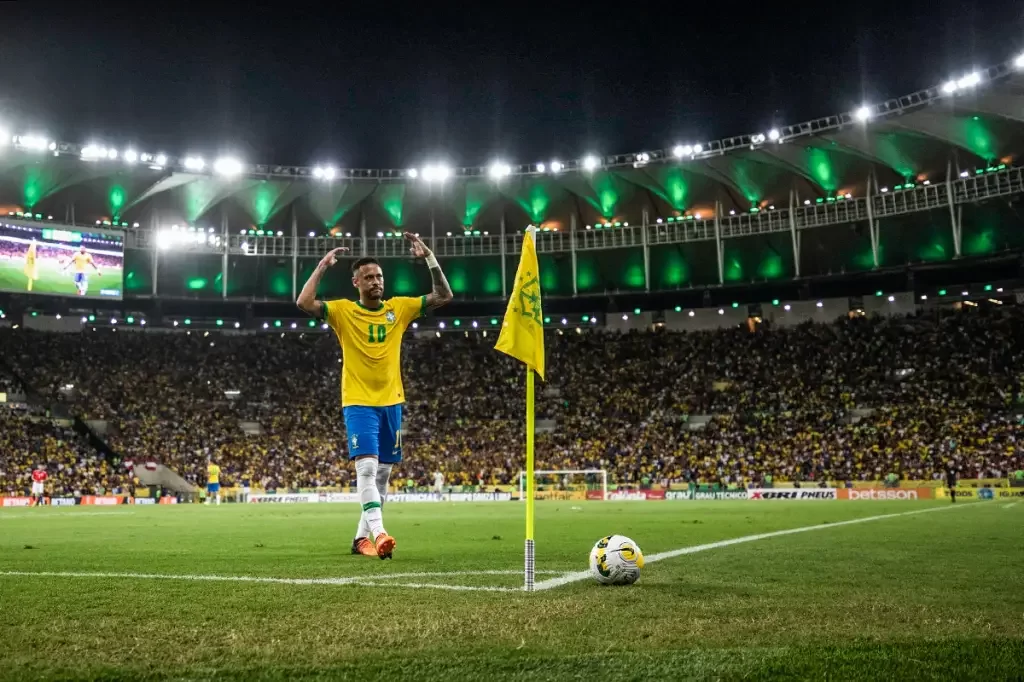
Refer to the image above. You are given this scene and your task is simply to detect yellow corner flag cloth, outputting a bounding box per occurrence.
[495,227,545,381]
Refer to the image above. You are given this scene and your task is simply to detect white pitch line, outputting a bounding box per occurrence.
[0,511,136,519]
[0,569,558,593]
[532,503,974,591]
[1004,502,1020,509]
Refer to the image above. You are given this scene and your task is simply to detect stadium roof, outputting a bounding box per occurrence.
[1,54,1024,227]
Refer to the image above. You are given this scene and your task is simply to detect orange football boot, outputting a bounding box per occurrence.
[351,537,377,557]
[374,532,396,560]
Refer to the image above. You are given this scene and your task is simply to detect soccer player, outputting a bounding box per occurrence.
[946,466,957,504]
[61,245,101,296]
[206,459,221,505]
[30,466,47,506]
[24,239,38,292]
[296,232,453,560]
[433,470,445,497]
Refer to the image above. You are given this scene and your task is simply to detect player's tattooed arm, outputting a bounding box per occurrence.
[404,231,453,309]
[297,247,348,319]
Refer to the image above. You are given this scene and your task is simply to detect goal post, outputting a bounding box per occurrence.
[517,469,608,501]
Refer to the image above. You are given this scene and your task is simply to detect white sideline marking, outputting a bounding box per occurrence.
[0,511,136,519]
[532,504,972,591]
[1004,502,1020,510]
[0,569,559,593]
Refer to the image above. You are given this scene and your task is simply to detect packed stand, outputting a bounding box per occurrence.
[0,408,129,496]
[0,305,1022,490]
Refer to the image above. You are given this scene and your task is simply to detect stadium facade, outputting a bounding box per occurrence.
[2,56,1024,327]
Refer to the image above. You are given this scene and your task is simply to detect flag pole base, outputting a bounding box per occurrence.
[524,539,535,592]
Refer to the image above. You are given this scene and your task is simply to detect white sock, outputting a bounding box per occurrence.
[356,457,385,538]
[376,463,393,504]
[355,513,369,540]
[355,463,391,540]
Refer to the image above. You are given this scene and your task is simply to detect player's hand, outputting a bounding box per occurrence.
[318,247,349,269]
[403,232,431,259]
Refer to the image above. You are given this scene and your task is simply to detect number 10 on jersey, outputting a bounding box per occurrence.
[368,323,387,343]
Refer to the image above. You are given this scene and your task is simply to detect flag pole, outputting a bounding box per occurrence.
[524,367,536,592]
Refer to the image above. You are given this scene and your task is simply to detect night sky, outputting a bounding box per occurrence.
[1,2,1021,169]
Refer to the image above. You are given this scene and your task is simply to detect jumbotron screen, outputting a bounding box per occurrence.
[0,223,124,299]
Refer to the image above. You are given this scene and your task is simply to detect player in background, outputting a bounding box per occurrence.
[206,459,221,505]
[61,245,101,296]
[946,466,957,504]
[433,470,445,498]
[240,474,251,504]
[23,239,38,292]
[296,232,452,560]
[30,466,47,506]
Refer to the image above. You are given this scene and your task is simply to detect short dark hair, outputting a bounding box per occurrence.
[351,257,380,274]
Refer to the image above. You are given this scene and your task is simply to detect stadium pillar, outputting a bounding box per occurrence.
[946,160,961,258]
[500,213,508,298]
[221,206,229,298]
[714,201,724,285]
[570,213,578,296]
[641,209,650,292]
[360,215,368,258]
[291,206,298,300]
[151,244,158,296]
[789,190,800,277]
[866,173,879,269]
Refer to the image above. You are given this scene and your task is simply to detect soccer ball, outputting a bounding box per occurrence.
[589,535,644,585]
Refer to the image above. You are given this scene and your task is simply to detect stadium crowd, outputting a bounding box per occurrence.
[0,305,1022,494]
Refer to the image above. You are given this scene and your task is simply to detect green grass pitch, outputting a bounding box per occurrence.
[1,500,1021,680]
[0,257,122,298]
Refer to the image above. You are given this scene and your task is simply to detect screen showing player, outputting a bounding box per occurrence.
[0,223,124,299]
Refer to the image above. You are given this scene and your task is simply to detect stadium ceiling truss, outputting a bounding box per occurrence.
[2,56,1024,297]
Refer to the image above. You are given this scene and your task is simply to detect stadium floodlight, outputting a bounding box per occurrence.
[213,157,242,177]
[582,155,599,171]
[635,152,650,163]
[183,156,206,172]
[549,160,563,173]
[0,128,7,146]
[81,144,106,160]
[1016,53,1024,69]
[156,230,174,250]
[421,164,451,182]
[957,71,982,89]
[672,144,690,158]
[154,153,168,167]
[535,162,546,173]
[488,161,512,179]
[17,134,50,152]
[406,168,419,179]
[107,148,118,160]
[767,128,780,141]
[854,105,873,122]
[123,149,138,164]
[942,80,959,94]
[751,133,767,144]
[313,165,337,181]
[692,143,703,153]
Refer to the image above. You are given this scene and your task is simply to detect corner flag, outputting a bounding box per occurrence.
[495,226,545,591]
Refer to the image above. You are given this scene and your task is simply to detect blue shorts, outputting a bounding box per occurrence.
[73,273,87,285]
[343,405,403,463]
[207,483,220,494]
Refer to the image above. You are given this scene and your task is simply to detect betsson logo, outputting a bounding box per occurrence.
[849,489,919,501]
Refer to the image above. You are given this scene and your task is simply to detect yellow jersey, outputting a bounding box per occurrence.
[71,252,94,273]
[324,296,426,407]
[207,463,220,484]
[25,242,36,265]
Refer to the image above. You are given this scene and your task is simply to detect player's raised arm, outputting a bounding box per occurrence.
[296,247,349,319]
[403,232,453,310]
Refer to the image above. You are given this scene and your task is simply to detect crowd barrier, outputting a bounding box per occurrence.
[0,496,178,507]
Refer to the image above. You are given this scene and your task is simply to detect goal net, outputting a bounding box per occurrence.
[517,469,608,501]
